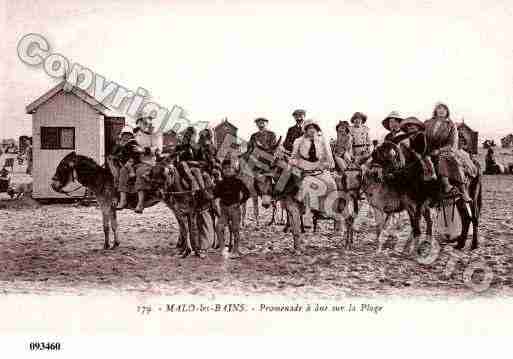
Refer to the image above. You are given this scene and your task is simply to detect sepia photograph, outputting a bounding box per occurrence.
[1,0,513,355]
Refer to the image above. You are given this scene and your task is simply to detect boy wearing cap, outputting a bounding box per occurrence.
[214,159,251,258]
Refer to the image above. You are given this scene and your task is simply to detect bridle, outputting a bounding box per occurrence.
[54,158,85,196]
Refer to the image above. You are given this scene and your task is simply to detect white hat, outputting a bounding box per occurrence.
[302,119,321,132]
[120,125,133,135]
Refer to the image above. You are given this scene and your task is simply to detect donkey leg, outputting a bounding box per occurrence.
[253,196,259,227]
[101,209,111,250]
[423,206,433,239]
[454,200,471,250]
[175,215,187,254]
[241,202,247,228]
[283,211,290,233]
[375,212,391,252]
[287,202,303,253]
[345,215,355,249]
[268,202,276,226]
[470,210,479,251]
[110,208,120,249]
[179,216,192,258]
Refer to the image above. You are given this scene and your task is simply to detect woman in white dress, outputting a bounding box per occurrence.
[290,119,337,212]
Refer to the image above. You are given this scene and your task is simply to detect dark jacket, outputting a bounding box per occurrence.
[384,130,403,144]
[283,125,303,153]
[396,132,427,156]
[112,139,142,164]
[213,176,250,206]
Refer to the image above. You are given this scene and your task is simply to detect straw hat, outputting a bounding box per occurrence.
[302,119,321,132]
[382,111,404,131]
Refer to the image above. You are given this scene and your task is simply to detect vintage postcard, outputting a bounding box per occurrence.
[1,0,512,355]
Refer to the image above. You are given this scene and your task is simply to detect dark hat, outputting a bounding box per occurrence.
[254,117,269,124]
[400,116,425,131]
[350,112,367,124]
[292,109,306,117]
[382,111,404,131]
[336,120,350,131]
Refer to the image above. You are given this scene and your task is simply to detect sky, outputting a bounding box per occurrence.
[1,0,513,143]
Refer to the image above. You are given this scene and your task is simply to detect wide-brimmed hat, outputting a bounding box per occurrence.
[350,112,367,124]
[336,120,350,131]
[382,111,404,131]
[302,119,321,132]
[292,109,306,117]
[254,117,269,124]
[400,116,425,131]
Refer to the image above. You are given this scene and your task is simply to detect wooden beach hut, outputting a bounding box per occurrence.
[26,81,125,199]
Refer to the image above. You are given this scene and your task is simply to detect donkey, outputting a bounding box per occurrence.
[367,141,482,250]
[254,157,358,252]
[148,162,216,258]
[51,152,162,250]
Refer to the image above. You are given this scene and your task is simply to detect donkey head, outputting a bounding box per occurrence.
[254,171,275,208]
[373,142,405,170]
[51,152,78,193]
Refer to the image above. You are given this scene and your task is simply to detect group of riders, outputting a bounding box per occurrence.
[109,102,479,253]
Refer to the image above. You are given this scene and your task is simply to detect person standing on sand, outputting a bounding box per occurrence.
[214,158,251,259]
[24,138,33,175]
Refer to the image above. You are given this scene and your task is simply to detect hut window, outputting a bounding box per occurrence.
[41,127,75,150]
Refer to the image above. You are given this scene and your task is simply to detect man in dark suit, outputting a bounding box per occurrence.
[283,109,306,154]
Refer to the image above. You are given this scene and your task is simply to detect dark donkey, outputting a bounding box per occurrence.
[368,141,482,250]
[148,162,216,258]
[51,152,161,249]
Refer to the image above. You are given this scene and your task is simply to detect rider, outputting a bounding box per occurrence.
[333,120,353,172]
[175,126,211,195]
[349,112,371,162]
[283,109,306,154]
[290,119,336,211]
[245,117,278,165]
[485,147,497,174]
[424,102,472,202]
[382,111,404,143]
[398,116,437,181]
[114,125,143,210]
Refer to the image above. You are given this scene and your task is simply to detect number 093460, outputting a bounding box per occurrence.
[29,342,61,351]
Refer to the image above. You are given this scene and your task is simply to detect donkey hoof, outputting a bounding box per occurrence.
[103,243,110,250]
[111,241,120,249]
[470,243,478,251]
